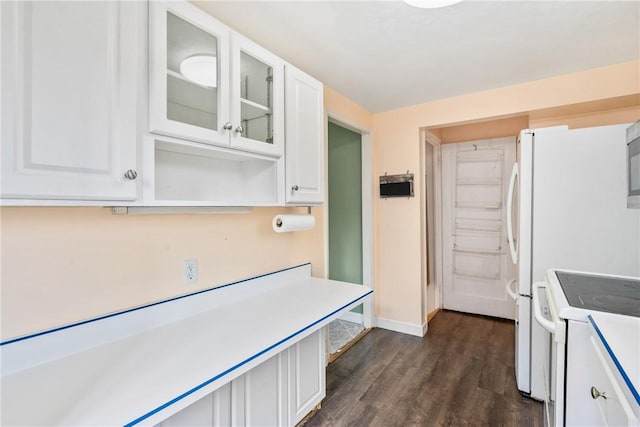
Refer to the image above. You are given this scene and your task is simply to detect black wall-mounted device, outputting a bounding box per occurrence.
[379,173,414,198]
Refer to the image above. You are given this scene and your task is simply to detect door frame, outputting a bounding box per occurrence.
[420,129,444,331]
[324,112,374,329]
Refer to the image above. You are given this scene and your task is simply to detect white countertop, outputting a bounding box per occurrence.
[588,313,640,406]
[1,275,372,426]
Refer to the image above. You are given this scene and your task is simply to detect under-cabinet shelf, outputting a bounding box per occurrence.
[143,135,282,206]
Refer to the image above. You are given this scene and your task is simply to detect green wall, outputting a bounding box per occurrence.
[328,122,363,313]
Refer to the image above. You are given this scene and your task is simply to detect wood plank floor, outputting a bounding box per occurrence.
[306,310,543,427]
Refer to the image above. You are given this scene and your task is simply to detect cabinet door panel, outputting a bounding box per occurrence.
[158,393,214,427]
[589,336,638,426]
[285,64,324,204]
[232,353,288,426]
[212,382,232,427]
[230,34,284,157]
[156,383,232,427]
[289,330,326,424]
[1,1,140,201]
[149,1,230,147]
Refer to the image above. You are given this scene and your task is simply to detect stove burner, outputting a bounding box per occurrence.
[578,294,640,316]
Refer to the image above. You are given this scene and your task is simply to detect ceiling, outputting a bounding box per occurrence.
[194,1,640,113]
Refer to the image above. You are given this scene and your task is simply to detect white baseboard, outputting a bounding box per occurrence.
[338,311,363,324]
[374,316,425,337]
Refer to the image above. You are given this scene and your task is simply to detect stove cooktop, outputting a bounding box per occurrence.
[555,271,640,317]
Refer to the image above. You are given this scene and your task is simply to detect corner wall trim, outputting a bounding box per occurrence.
[374,316,425,337]
[427,308,440,322]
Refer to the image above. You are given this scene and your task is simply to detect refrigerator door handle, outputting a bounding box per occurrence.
[506,279,518,301]
[507,163,519,264]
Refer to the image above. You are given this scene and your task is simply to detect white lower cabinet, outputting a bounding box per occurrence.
[157,329,324,427]
[567,320,639,427]
[289,329,326,424]
[588,335,639,426]
[232,352,288,426]
[158,383,231,427]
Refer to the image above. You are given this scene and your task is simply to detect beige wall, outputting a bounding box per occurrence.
[324,86,373,131]
[2,61,638,341]
[0,207,324,340]
[0,86,373,342]
[437,116,529,144]
[373,60,640,327]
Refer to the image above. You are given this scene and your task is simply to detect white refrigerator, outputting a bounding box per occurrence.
[506,123,640,399]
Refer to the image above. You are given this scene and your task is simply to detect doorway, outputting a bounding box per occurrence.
[326,118,373,360]
[421,130,444,331]
[441,137,517,319]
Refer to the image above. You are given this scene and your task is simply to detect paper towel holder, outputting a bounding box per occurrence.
[274,206,311,228]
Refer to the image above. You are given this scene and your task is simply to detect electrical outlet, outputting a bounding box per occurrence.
[183,259,198,285]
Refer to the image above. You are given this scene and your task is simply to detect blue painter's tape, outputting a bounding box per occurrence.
[124,289,373,426]
[588,315,640,406]
[1,263,311,346]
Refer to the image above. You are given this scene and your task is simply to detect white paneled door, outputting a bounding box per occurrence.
[441,137,516,319]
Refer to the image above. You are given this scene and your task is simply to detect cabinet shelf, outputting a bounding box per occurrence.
[241,97,272,121]
[147,136,281,205]
[167,69,212,90]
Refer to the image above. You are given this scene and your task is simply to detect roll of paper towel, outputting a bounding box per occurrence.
[272,214,316,232]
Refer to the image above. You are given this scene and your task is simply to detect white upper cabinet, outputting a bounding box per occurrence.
[285,65,325,205]
[1,1,144,203]
[230,34,285,157]
[149,1,230,147]
[149,1,284,158]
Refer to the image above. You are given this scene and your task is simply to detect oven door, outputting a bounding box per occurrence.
[533,281,567,427]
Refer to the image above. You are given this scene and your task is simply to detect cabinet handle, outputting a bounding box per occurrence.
[223,122,233,131]
[292,185,299,192]
[234,125,244,134]
[124,169,138,180]
[590,386,607,400]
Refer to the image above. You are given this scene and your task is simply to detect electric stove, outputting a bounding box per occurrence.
[555,270,640,318]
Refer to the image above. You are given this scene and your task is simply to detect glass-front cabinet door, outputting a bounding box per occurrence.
[229,35,284,157]
[149,1,230,147]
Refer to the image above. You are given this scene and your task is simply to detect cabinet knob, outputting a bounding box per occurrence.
[223,122,233,131]
[234,125,244,134]
[292,185,299,192]
[590,386,607,400]
[124,169,138,180]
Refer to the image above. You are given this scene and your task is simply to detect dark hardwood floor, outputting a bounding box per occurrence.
[306,310,543,427]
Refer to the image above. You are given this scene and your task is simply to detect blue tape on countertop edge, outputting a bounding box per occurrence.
[588,314,640,406]
[1,263,311,346]
[124,289,373,426]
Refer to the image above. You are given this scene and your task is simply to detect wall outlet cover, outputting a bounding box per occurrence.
[183,259,198,285]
